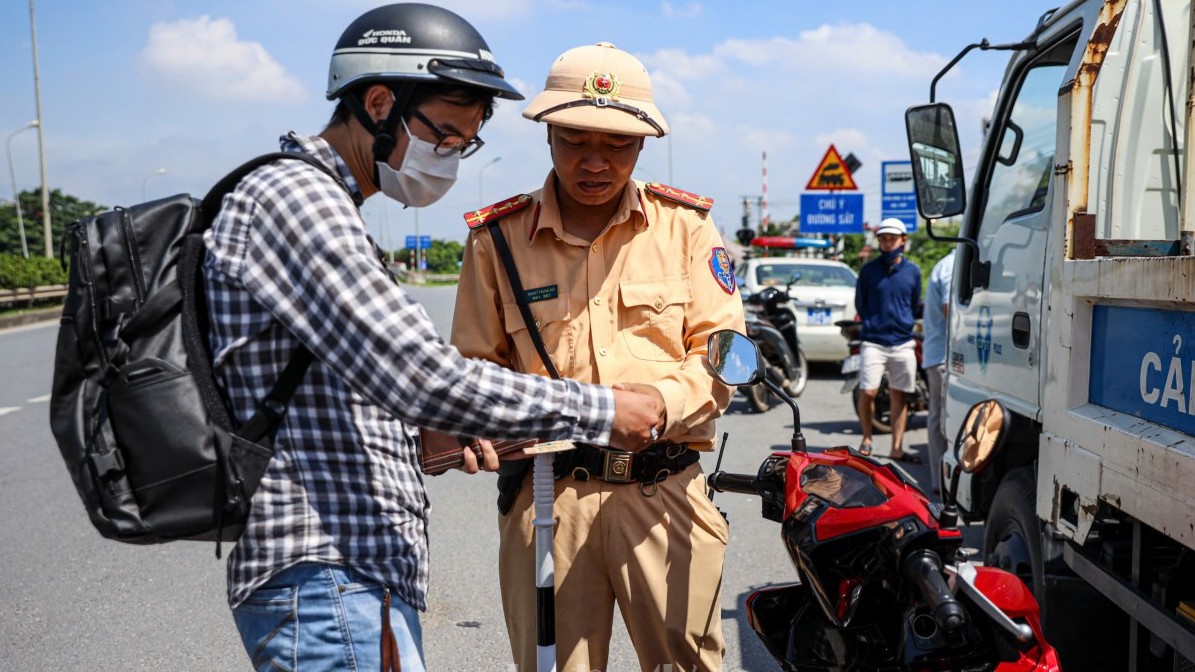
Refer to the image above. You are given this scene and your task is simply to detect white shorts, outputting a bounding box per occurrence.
[859,340,918,393]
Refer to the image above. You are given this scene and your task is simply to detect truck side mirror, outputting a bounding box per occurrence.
[905,103,967,220]
[905,103,990,290]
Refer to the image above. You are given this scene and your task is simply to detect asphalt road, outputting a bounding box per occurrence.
[0,286,973,671]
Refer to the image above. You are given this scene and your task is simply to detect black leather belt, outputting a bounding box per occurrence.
[555,442,699,485]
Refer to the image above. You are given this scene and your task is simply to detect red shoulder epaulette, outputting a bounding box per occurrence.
[463,194,534,230]
[644,182,713,212]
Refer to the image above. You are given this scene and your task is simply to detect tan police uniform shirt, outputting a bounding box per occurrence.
[452,172,746,451]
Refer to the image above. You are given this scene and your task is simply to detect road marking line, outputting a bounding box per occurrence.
[27,394,50,403]
[0,407,20,417]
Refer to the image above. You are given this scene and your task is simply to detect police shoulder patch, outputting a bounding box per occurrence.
[463,194,534,230]
[644,182,713,212]
[709,247,736,295]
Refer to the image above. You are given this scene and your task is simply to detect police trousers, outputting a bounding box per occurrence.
[497,460,728,672]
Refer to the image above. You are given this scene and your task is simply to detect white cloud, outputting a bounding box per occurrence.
[138,16,305,103]
[814,128,869,153]
[662,1,703,18]
[714,23,942,77]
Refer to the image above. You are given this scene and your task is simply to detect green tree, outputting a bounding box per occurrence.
[392,239,464,274]
[424,239,464,273]
[906,222,961,290]
[0,188,106,258]
[0,253,67,289]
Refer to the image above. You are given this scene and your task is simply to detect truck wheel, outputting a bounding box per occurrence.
[984,466,1127,671]
[853,378,893,434]
[784,348,809,398]
[745,383,771,413]
[984,467,1042,595]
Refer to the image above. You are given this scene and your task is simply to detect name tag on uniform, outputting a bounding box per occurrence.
[525,285,559,303]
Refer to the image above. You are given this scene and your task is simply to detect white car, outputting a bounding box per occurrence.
[736,257,857,363]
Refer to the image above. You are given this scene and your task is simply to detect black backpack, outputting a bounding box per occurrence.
[50,152,347,552]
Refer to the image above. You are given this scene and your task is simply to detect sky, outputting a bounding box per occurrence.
[0,0,1061,247]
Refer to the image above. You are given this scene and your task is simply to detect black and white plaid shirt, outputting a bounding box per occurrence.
[204,133,614,610]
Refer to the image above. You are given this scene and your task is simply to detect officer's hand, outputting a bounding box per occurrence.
[458,438,500,474]
[609,388,664,453]
[611,382,666,440]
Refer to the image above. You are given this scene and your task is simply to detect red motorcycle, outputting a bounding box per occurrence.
[706,330,1060,671]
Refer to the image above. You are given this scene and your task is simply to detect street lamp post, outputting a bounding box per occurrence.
[141,167,167,201]
[6,120,39,258]
[29,0,52,258]
[479,156,501,204]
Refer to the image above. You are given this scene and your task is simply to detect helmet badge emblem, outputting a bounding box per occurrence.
[583,72,621,105]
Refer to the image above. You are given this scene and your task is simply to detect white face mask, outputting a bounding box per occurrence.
[376,117,459,207]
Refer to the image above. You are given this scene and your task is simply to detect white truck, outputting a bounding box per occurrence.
[906,1,1195,669]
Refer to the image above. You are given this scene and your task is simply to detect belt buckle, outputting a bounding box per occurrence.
[602,451,634,483]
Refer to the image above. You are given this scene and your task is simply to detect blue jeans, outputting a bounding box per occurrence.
[232,562,425,672]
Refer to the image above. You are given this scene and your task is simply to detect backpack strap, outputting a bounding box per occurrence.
[199,151,358,221]
[199,151,355,439]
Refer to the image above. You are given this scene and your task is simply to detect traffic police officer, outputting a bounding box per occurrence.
[452,42,745,672]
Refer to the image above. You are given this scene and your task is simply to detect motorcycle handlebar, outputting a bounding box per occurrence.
[903,550,967,634]
[706,471,759,496]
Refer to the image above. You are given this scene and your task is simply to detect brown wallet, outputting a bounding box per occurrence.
[418,429,536,475]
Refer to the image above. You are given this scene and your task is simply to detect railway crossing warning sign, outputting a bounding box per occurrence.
[805,145,858,191]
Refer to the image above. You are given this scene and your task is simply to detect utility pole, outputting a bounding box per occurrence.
[740,195,763,232]
[761,151,769,228]
[29,0,52,258]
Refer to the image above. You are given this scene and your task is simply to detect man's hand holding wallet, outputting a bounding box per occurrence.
[418,384,666,475]
[418,430,578,475]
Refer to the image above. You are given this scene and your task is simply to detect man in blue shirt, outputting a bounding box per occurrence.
[923,248,956,495]
[855,218,922,460]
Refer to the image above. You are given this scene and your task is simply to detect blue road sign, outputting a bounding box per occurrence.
[419,235,432,249]
[405,235,418,249]
[881,160,918,231]
[799,193,864,234]
[882,209,918,231]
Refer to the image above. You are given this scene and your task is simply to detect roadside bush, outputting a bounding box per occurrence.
[0,254,67,290]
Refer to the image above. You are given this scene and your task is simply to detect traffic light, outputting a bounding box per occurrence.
[736,227,755,247]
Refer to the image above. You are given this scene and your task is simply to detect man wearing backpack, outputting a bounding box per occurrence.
[204,6,660,670]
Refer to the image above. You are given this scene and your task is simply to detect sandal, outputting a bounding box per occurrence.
[858,442,873,456]
[889,452,923,465]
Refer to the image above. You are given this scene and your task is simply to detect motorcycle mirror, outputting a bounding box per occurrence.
[956,399,1008,474]
[943,399,1009,512]
[707,330,809,453]
[706,330,766,386]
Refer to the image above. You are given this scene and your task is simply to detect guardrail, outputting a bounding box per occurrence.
[0,285,68,306]
[393,270,460,284]
[0,276,462,306]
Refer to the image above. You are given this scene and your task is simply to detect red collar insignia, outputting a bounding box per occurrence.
[464,194,534,229]
[644,182,713,212]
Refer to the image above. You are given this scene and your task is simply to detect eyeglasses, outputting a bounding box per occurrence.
[409,108,485,159]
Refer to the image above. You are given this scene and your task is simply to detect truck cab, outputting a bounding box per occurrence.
[906,1,1195,669]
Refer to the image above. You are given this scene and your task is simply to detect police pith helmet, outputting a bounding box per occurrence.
[327,3,522,101]
[523,42,668,137]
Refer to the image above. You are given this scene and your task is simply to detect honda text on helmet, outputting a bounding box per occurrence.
[327,3,523,206]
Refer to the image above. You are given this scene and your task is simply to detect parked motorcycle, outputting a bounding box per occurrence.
[741,283,809,413]
[835,318,929,433]
[705,329,1061,672]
